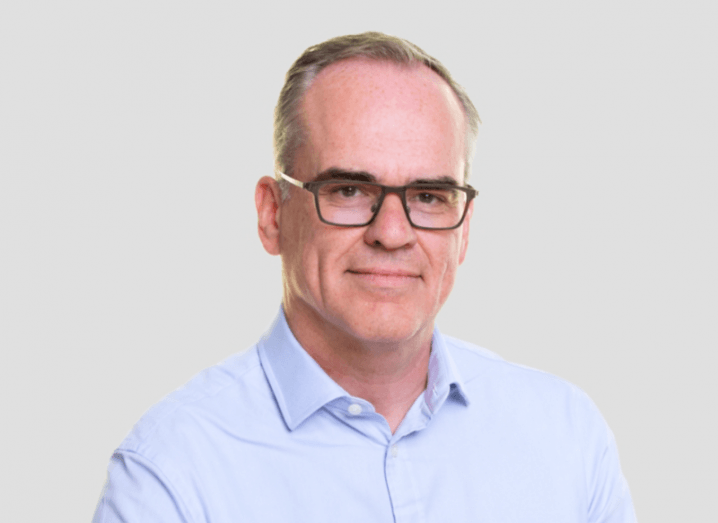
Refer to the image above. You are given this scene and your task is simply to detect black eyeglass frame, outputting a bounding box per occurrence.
[278,171,478,230]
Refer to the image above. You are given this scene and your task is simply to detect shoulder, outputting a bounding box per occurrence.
[117,345,274,461]
[443,334,616,465]
[441,336,634,520]
[443,335,599,417]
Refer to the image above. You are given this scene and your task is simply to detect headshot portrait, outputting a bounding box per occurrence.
[1,2,715,523]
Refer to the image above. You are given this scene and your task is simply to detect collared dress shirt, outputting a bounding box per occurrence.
[93,309,636,522]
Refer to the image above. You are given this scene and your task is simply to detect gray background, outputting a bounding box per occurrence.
[1,1,716,521]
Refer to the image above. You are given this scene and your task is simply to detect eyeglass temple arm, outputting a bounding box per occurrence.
[277,171,305,188]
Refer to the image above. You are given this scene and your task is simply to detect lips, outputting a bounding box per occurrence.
[347,268,421,278]
[347,268,421,288]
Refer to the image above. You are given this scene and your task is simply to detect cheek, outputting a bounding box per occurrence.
[309,229,362,289]
[299,235,322,290]
[286,217,361,303]
[280,200,319,289]
[430,235,464,300]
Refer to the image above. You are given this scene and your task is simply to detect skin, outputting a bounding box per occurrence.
[255,58,473,432]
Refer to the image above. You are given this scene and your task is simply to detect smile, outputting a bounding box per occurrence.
[347,269,421,288]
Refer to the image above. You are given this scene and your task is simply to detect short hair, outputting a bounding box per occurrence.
[273,32,480,198]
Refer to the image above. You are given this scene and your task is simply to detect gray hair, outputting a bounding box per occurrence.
[273,32,480,199]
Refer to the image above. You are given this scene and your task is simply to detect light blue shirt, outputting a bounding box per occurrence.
[93,309,636,522]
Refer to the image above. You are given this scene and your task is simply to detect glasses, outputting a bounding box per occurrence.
[279,172,477,230]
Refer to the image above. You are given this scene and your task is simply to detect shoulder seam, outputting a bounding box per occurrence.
[115,448,195,523]
[123,348,263,450]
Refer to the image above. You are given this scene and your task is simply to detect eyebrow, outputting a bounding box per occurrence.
[411,176,458,186]
[312,168,459,186]
[313,168,377,183]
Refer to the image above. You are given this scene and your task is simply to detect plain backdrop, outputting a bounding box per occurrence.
[1,1,716,521]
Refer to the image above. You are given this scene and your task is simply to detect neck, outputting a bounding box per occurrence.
[283,302,433,433]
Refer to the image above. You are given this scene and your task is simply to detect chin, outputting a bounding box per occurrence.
[339,302,432,345]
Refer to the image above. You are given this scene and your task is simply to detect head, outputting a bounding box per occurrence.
[274,32,480,199]
[256,32,479,352]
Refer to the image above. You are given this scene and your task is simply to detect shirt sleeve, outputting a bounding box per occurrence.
[575,390,638,523]
[92,450,191,523]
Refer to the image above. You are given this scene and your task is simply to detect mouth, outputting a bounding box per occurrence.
[346,268,421,287]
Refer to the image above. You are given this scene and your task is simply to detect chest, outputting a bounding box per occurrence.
[177,411,587,523]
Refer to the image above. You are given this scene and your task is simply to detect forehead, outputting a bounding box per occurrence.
[299,59,466,182]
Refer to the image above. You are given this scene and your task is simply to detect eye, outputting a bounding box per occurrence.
[407,187,461,210]
[414,191,449,205]
[417,192,441,204]
[336,185,359,197]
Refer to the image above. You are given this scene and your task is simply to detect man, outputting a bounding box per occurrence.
[93,32,636,522]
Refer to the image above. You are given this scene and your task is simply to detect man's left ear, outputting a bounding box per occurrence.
[255,176,283,256]
[458,199,473,265]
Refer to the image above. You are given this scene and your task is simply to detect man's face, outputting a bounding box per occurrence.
[278,59,472,347]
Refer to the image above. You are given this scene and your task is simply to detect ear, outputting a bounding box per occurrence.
[458,199,473,265]
[255,176,283,256]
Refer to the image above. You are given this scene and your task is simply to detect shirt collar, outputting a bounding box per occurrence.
[425,325,470,412]
[257,308,347,431]
[258,308,470,431]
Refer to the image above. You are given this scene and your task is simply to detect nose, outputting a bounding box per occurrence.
[363,193,417,250]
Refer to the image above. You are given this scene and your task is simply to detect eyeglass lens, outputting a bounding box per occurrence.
[316,182,467,228]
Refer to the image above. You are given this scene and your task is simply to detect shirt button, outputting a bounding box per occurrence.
[390,445,399,458]
[348,403,362,415]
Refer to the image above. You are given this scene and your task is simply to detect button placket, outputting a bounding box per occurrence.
[383,438,426,523]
